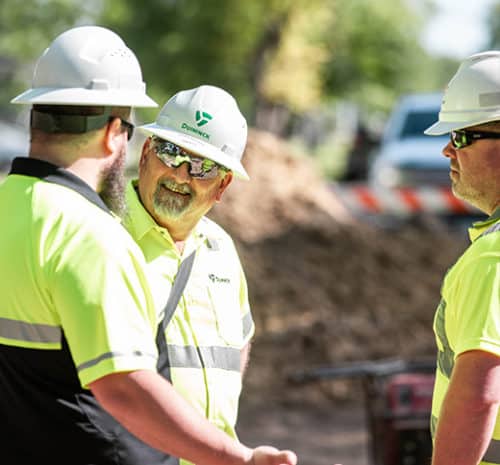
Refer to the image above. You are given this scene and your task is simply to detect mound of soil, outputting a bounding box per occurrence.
[208,129,469,407]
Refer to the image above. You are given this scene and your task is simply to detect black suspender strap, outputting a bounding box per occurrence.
[9,157,112,215]
[159,250,196,334]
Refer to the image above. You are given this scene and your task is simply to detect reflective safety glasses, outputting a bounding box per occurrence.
[450,129,500,149]
[118,118,135,141]
[152,137,226,179]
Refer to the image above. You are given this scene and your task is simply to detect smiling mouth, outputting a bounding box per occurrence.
[160,182,190,196]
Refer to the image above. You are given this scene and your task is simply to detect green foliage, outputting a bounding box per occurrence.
[99,0,290,122]
[0,0,93,118]
[487,2,500,48]
[321,0,432,112]
[0,0,475,134]
[0,0,92,58]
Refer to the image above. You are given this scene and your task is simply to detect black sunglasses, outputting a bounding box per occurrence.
[450,129,500,149]
[110,117,134,141]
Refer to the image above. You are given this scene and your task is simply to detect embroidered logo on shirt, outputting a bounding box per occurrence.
[208,273,230,284]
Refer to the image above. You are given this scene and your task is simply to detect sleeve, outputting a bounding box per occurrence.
[239,264,255,345]
[450,256,500,358]
[49,222,159,388]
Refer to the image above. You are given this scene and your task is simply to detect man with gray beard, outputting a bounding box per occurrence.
[123,85,256,465]
[0,27,297,465]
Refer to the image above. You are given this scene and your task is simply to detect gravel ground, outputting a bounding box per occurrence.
[237,401,370,465]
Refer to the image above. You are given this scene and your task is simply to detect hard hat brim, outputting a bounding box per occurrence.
[11,87,158,108]
[139,123,250,180]
[425,110,500,136]
[424,120,460,136]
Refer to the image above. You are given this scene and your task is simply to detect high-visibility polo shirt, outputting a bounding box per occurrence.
[124,180,255,456]
[0,158,159,464]
[432,208,500,465]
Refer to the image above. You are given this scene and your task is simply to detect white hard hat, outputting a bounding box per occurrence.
[11,26,157,108]
[425,51,500,135]
[139,85,249,180]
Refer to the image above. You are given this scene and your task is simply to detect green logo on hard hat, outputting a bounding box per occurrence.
[195,110,213,127]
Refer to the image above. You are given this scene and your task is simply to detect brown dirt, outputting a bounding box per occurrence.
[207,129,469,464]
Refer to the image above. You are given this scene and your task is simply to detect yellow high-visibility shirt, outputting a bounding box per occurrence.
[432,208,500,464]
[124,180,254,460]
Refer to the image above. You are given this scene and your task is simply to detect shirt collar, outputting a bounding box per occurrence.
[124,180,160,242]
[9,157,111,215]
[468,207,500,241]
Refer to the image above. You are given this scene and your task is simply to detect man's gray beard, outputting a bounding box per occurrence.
[100,151,126,216]
[152,180,192,220]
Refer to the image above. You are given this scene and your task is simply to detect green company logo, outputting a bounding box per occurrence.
[181,122,210,140]
[195,110,213,127]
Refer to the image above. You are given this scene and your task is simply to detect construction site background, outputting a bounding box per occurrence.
[208,129,471,465]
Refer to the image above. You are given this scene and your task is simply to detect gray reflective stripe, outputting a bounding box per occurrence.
[0,317,61,343]
[242,312,253,339]
[77,350,157,372]
[482,222,500,237]
[435,299,455,379]
[483,438,500,464]
[168,344,241,372]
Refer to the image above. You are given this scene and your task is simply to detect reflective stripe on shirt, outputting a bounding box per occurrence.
[168,344,241,371]
[0,317,61,343]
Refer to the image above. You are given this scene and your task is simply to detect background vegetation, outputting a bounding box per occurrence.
[1,0,498,176]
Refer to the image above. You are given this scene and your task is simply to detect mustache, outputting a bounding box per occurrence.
[159,179,192,195]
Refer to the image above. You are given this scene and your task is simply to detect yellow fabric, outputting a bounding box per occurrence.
[432,209,500,463]
[124,180,254,451]
[0,174,158,387]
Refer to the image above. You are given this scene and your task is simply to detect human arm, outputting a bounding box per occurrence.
[90,369,297,465]
[432,350,500,465]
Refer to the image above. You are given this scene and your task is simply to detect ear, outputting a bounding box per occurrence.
[139,137,152,169]
[103,117,126,155]
[215,171,233,202]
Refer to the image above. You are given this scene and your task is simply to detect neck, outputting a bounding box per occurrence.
[174,239,186,254]
[152,212,198,248]
[490,202,500,216]
[168,223,196,254]
[29,141,103,191]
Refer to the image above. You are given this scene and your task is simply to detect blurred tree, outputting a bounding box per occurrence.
[487,2,500,48]
[322,0,440,112]
[253,0,334,133]
[0,0,464,136]
[0,0,95,119]
[99,0,294,123]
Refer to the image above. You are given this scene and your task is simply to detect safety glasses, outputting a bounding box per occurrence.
[151,137,226,179]
[450,129,500,149]
[111,117,134,141]
[120,119,135,141]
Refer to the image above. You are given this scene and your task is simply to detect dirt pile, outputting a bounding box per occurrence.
[208,129,469,407]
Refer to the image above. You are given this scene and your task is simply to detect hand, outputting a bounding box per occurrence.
[249,446,297,465]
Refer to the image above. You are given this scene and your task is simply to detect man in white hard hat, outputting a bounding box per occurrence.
[0,27,297,465]
[123,85,251,461]
[425,51,500,465]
